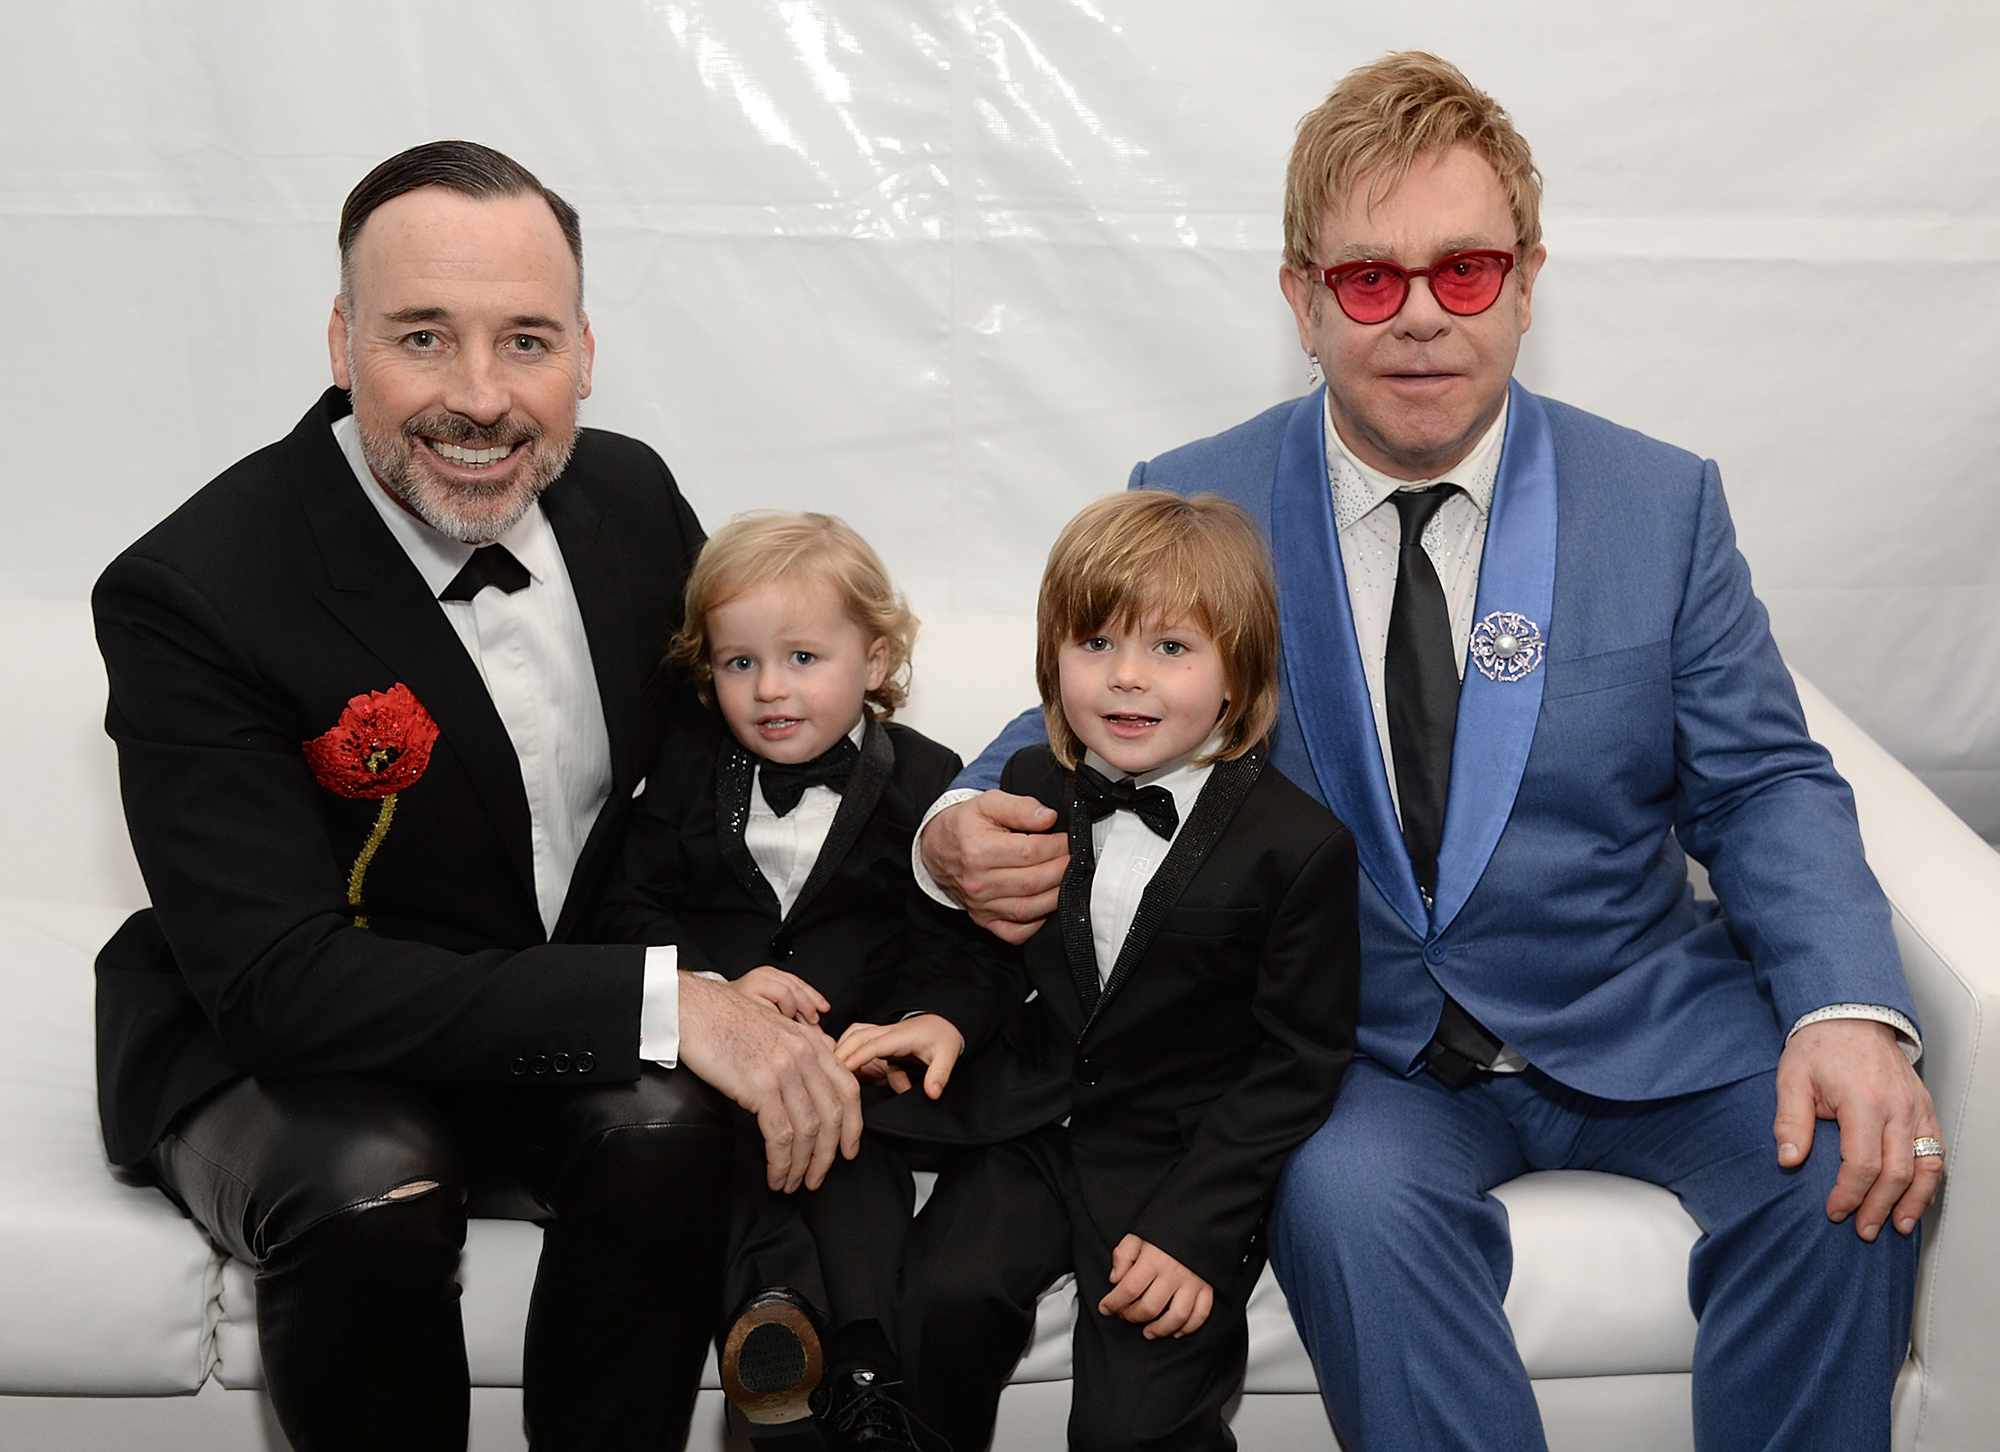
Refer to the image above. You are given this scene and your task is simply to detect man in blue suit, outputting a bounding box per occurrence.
[917,51,1942,1451]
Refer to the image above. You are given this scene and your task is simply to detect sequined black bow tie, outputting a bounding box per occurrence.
[1074,762,1179,840]
[758,736,860,817]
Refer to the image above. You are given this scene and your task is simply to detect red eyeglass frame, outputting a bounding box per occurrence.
[1313,248,1518,324]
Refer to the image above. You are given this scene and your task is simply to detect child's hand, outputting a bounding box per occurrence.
[730,966,830,1025]
[1098,1234,1214,1340]
[834,1014,965,1099]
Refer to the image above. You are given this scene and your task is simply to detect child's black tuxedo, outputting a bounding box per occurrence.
[594,711,996,1363]
[878,740,1359,1449]
[596,713,991,1038]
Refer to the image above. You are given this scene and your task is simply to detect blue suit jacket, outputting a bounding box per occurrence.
[963,383,1913,1101]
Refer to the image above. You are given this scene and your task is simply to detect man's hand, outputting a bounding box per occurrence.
[835,1014,965,1099]
[676,972,861,1194]
[1774,1019,1944,1241]
[919,790,1067,944]
[1098,1234,1214,1340]
[731,965,830,1025]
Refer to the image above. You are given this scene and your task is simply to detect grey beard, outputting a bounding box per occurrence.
[355,417,573,545]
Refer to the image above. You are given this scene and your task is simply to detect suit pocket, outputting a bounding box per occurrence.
[1160,905,1262,939]
[1542,639,1670,701]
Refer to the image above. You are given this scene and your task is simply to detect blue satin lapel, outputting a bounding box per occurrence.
[1432,381,1557,933]
[1270,388,1427,936]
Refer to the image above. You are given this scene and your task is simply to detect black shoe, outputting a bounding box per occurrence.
[813,1368,953,1452]
[722,1288,825,1427]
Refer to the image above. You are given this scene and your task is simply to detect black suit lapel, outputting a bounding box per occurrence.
[1082,746,1266,1037]
[714,741,784,917]
[1058,775,1107,1014]
[294,391,540,917]
[541,477,647,793]
[785,719,893,926]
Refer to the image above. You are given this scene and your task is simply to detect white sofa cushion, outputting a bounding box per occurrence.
[0,900,218,1395]
[211,1167,1700,1393]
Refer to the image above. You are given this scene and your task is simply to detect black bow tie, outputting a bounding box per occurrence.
[758,736,860,817]
[440,544,531,602]
[1074,762,1179,840]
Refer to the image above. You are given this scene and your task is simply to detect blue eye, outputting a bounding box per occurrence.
[403,330,439,350]
[720,655,753,673]
[790,650,817,666]
[507,334,547,354]
[1157,639,1188,656]
[1080,636,1111,652]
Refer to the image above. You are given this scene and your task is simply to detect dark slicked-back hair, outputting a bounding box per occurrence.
[337,139,583,305]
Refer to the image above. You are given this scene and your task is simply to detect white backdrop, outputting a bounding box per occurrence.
[4,1,1997,850]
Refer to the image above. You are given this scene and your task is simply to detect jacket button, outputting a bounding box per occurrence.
[1424,943,1446,965]
[508,1056,526,1076]
[575,1051,596,1074]
[1078,1055,1098,1086]
[552,1053,571,1074]
[532,1055,550,1075]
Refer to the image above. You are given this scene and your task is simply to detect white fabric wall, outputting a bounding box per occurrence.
[4,1,1996,846]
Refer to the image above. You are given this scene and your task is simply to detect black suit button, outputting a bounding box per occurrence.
[575,1051,596,1074]
[532,1055,550,1075]
[1078,1055,1099,1087]
[509,1056,527,1076]
[769,938,792,962]
[552,1053,571,1074]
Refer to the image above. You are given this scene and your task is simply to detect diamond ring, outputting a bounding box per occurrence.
[1913,1136,1944,1159]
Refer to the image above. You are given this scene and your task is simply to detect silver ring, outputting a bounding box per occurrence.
[1913,1136,1944,1159]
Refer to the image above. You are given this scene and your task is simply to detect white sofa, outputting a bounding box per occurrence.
[2,600,1994,1450]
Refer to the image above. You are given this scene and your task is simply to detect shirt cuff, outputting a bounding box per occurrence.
[637,945,681,1067]
[910,788,982,909]
[1787,1003,1922,1065]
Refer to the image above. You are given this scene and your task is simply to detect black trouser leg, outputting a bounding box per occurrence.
[900,1131,1073,1452]
[797,1133,919,1370]
[151,1076,471,1452]
[518,1066,734,1452]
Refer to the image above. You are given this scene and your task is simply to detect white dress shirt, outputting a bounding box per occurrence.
[1079,747,1215,984]
[333,417,684,1062]
[745,721,866,919]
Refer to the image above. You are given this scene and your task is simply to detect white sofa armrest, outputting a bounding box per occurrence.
[1795,675,2000,1452]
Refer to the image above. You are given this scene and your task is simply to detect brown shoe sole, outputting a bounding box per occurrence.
[721,1294,825,1426]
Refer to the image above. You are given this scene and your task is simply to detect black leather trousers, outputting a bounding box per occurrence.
[150,1068,732,1451]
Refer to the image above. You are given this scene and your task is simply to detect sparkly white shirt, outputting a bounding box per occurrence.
[1079,746,1216,986]
[333,416,683,1063]
[745,721,866,920]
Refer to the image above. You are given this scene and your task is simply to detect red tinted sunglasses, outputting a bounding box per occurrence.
[1313,248,1517,325]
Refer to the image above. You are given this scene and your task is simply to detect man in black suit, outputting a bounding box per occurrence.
[92,140,861,1451]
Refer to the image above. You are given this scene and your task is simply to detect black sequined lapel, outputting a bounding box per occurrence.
[785,719,893,925]
[1082,745,1266,1037]
[1058,773,1105,1014]
[714,742,782,918]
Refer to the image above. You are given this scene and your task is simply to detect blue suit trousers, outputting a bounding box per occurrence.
[1269,1059,1916,1451]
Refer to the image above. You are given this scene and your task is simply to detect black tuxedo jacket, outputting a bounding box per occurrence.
[593,715,996,1038]
[872,742,1360,1288]
[92,388,704,1167]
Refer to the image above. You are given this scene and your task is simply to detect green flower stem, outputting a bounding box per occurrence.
[346,792,399,930]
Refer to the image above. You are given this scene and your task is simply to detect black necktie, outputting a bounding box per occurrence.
[758,736,860,817]
[1074,763,1179,840]
[1385,486,1506,1080]
[439,544,531,602]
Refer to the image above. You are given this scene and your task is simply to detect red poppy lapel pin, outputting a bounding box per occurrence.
[302,683,440,928]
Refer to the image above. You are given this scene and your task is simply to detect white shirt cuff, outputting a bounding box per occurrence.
[637,945,681,1066]
[1787,1003,1922,1065]
[910,787,982,909]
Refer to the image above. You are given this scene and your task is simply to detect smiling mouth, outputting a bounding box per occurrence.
[756,716,801,730]
[1103,713,1160,733]
[420,438,525,470]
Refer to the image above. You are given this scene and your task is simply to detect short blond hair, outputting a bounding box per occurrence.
[1282,50,1542,272]
[1035,491,1279,770]
[669,512,917,718]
